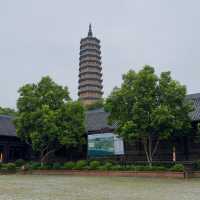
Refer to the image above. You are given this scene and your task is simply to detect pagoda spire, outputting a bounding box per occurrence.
[79,25,103,106]
[88,23,93,37]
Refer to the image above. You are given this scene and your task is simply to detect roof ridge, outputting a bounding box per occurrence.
[186,93,200,99]
[0,115,13,119]
[86,108,105,113]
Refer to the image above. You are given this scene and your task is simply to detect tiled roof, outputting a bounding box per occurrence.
[0,115,17,137]
[1,93,200,136]
[85,108,116,132]
[186,93,200,121]
[85,93,200,132]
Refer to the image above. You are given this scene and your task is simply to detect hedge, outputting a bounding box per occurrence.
[0,160,185,172]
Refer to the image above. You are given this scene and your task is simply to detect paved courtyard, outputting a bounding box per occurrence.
[0,175,200,200]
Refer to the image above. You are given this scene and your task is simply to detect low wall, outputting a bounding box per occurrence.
[22,170,184,178]
[191,171,200,178]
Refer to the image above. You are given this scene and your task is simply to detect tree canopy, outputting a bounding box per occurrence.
[105,66,193,165]
[15,76,85,162]
[85,99,104,110]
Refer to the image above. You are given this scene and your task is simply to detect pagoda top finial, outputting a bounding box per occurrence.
[88,23,93,37]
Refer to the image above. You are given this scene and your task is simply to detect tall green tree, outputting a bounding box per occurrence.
[85,99,104,110]
[15,76,85,162]
[105,66,193,166]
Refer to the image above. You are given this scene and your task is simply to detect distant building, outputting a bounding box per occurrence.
[78,24,103,106]
[0,115,29,162]
[85,94,200,162]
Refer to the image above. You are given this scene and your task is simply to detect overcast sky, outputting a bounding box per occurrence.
[0,0,200,108]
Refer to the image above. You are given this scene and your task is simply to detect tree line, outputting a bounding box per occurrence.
[2,66,198,166]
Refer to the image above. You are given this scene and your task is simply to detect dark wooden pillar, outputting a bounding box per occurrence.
[183,136,189,161]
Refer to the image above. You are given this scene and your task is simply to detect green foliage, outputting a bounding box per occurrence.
[73,160,88,170]
[15,159,26,167]
[15,76,85,162]
[6,160,180,172]
[136,165,167,171]
[0,163,16,171]
[52,163,62,169]
[134,165,149,171]
[197,123,200,135]
[40,163,53,170]
[114,164,167,171]
[98,162,113,170]
[89,161,101,170]
[0,107,17,117]
[63,162,76,170]
[29,162,54,170]
[97,166,107,171]
[85,99,104,110]
[105,66,193,165]
[110,164,122,171]
[169,164,184,172]
[30,162,41,170]
[194,160,200,170]
[4,163,16,171]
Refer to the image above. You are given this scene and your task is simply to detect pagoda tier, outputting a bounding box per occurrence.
[78,24,103,106]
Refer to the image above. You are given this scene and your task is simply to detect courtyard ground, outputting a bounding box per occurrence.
[0,175,200,200]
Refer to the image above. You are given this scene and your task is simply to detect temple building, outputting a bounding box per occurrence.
[0,115,29,162]
[86,94,200,162]
[78,24,103,106]
[1,26,200,163]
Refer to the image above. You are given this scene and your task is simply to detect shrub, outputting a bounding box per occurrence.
[150,166,166,171]
[5,163,16,171]
[73,160,88,170]
[133,165,166,171]
[89,161,101,170]
[194,160,200,170]
[15,159,26,167]
[153,163,173,168]
[52,163,62,169]
[30,162,41,170]
[170,164,184,172]
[98,162,113,171]
[64,162,75,170]
[135,165,150,171]
[39,163,53,170]
[124,165,136,171]
[111,165,122,171]
[98,165,107,171]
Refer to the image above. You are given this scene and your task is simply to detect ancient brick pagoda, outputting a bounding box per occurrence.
[78,24,103,106]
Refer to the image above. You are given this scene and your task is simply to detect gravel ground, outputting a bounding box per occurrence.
[0,175,200,200]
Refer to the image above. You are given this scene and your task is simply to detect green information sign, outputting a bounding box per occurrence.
[88,133,124,157]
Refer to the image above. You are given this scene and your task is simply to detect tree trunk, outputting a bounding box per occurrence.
[143,138,151,166]
[142,137,160,167]
[41,149,56,164]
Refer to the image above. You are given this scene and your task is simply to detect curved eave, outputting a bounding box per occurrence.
[79,96,102,100]
[80,48,101,54]
[80,59,101,65]
[80,37,100,43]
[79,53,101,60]
[79,65,102,71]
[79,77,103,83]
[78,90,103,96]
[79,84,103,89]
[79,71,102,77]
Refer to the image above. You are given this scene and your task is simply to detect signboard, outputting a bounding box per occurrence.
[88,133,124,157]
